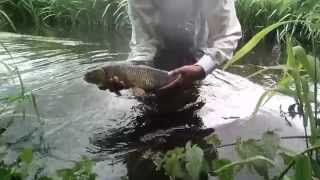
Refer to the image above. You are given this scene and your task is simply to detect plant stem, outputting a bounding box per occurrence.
[277,145,320,180]
[213,156,275,174]
[217,136,318,149]
[313,39,320,164]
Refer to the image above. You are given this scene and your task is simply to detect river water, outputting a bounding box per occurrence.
[0,32,307,179]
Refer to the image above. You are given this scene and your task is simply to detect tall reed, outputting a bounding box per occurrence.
[0,0,130,38]
[236,0,320,47]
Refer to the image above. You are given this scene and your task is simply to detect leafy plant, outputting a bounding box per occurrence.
[155,131,320,180]
[223,17,320,180]
[0,149,97,180]
[154,142,213,180]
[57,156,97,180]
[236,0,320,46]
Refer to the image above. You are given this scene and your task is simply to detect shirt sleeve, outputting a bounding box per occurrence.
[196,0,242,75]
[127,0,159,62]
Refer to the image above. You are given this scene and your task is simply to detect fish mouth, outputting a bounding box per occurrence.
[83,69,105,84]
[83,73,97,84]
[83,73,90,82]
[98,84,108,90]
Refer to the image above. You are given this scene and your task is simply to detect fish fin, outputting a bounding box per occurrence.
[132,87,146,97]
[115,91,122,96]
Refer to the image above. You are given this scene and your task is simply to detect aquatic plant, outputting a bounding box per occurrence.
[222,19,320,180]
[155,131,320,180]
[225,20,319,146]
[0,149,97,180]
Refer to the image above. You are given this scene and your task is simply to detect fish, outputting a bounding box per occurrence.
[84,63,177,93]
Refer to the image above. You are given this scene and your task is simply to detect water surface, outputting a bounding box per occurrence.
[0,32,306,179]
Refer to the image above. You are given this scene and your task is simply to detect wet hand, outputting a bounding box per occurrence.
[156,65,206,96]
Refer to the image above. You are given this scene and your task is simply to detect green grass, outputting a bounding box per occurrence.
[0,0,130,38]
[223,20,320,179]
[236,0,320,47]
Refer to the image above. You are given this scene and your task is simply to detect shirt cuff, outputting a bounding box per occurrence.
[195,54,217,75]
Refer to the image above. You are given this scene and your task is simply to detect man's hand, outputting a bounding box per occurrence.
[156,65,206,96]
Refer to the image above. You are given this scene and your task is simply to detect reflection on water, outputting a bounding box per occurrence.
[89,95,207,158]
[0,32,307,179]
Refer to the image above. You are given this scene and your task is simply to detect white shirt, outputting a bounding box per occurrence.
[127,0,242,75]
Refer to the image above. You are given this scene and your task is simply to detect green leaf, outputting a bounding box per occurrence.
[282,175,294,180]
[306,55,320,82]
[246,65,290,79]
[20,148,33,164]
[294,155,312,180]
[57,169,74,180]
[38,177,54,180]
[206,134,222,146]
[212,159,234,180]
[235,139,271,179]
[279,152,295,166]
[0,167,11,180]
[163,153,185,178]
[261,131,280,159]
[278,75,291,89]
[301,79,318,145]
[185,142,204,180]
[286,37,296,68]
[274,87,297,98]
[311,159,320,178]
[214,156,275,178]
[292,46,309,70]
[0,10,17,32]
[57,156,96,180]
[251,90,273,118]
[120,176,129,180]
[224,21,290,70]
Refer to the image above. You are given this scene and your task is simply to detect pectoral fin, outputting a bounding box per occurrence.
[114,91,121,96]
[132,87,146,97]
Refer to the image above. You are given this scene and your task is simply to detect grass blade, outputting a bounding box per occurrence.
[214,156,275,174]
[224,21,290,70]
[0,10,16,32]
[294,155,312,180]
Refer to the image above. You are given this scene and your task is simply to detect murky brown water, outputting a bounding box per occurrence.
[0,32,307,180]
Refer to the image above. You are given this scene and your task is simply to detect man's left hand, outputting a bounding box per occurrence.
[156,65,206,96]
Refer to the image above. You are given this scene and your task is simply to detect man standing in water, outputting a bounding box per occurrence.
[109,0,242,94]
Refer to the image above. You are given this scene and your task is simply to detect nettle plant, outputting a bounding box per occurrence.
[152,21,320,180]
[224,21,320,179]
